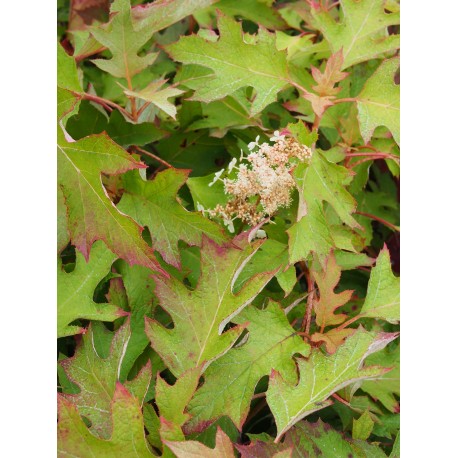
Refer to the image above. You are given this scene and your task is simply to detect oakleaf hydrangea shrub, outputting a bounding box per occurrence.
[57,0,400,456]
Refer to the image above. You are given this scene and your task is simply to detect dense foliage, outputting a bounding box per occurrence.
[57,0,400,456]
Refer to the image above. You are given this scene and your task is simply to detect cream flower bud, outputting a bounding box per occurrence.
[208,133,312,229]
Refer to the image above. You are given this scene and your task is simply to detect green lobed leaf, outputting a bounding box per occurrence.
[237,419,388,457]
[288,149,360,263]
[59,319,152,438]
[57,43,83,123]
[186,302,310,431]
[302,420,387,457]
[143,403,162,450]
[197,0,287,30]
[91,0,158,79]
[155,366,202,455]
[57,43,82,124]
[287,120,318,147]
[311,0,400,69]
[118,168,228,268]
[57,87,81,123]
[57,240,125,337]
[145,231,280,377]
[288,203,334,265]
[114,260,157,380]
[232,239,290,293]
[276,264,297,296]
[57,43,82,93]
[357,57,400,145]
[266,329,398,440]
[352,410,375,441]
[166,14,290,115]
[334,250,374,271]
[131,0,218,31]
[58,382,155,457]
[360,246,400,323]
[296,150,360,228]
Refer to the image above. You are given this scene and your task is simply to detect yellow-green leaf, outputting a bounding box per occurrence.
[357,58,400,145]
[166,14,289,115]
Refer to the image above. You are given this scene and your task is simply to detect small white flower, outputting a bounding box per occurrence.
[196,202,206,214]
[208,168,225,187]
[270,130,285,142]
[255,229,267,239]
[227,157,237,173]
[248,135,261,151]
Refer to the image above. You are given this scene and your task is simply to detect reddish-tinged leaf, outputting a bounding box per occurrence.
[238,419,389,457]
[312,253,354,328]
[131,0,218,31]
[311,328,357,354]
[69,0,109,31]
[59,319,152,439]
[164,427,235,458]
[57,186,70,253]
[311,50,348,96]
[145,231,280,377]
[57,87,81,123]
[57,129,166,274]
[302,92,335,118]
[123,79,185,119]
[57,383,155,457]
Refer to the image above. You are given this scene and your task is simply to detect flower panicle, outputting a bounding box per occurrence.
[204,131,313,233]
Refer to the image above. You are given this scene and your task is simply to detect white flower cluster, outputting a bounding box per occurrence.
[203,131,312,232]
